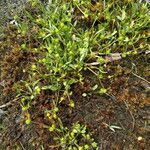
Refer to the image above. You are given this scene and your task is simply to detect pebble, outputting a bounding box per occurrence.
[0,109,7,118]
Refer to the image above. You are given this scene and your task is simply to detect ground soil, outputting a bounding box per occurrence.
[0,2,150,150]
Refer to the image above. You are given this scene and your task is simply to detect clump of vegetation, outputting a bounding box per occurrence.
[0,0,149,149]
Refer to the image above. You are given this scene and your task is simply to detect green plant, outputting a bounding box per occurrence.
[1,0,149,149]
[53,122,98,150]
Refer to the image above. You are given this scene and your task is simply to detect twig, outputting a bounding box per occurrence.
[132,72,150,84]
[105,93,117,101]
[19,141,26,150]
[86,50,150,66]
[87,67,98,76]
[86,62,101,66]
[0,97,20,109]
[123,100,135,131]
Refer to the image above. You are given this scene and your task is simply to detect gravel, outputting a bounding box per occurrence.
[0,0,27,27]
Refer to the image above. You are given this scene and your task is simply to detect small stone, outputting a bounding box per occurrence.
[137,136,143,141]
[0,109,7,118]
